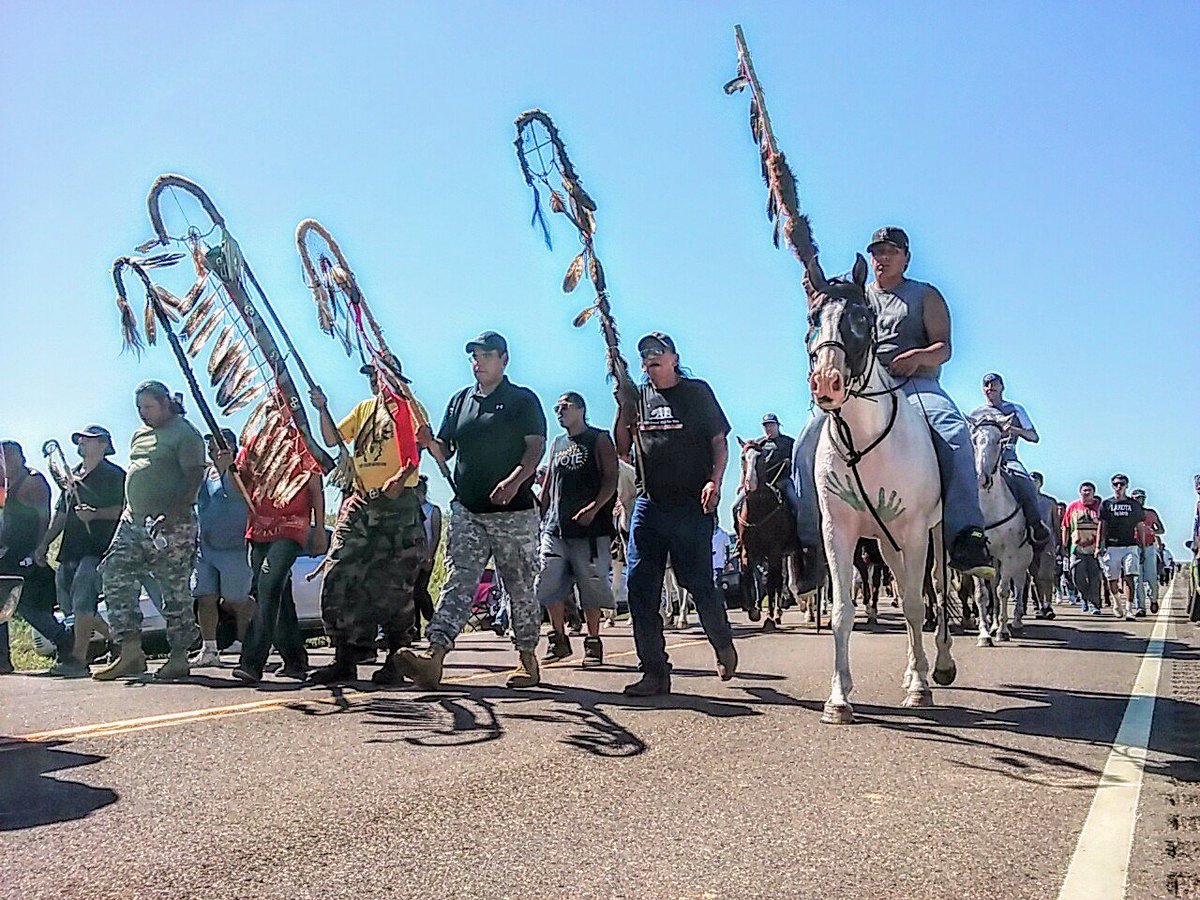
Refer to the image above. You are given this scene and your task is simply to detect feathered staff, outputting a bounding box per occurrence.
[296,218,455,491]
[135,174,333,509]
[41,439,90,534]
[111,255,251,504]
[724,25,822,277]
[514,110,630,382]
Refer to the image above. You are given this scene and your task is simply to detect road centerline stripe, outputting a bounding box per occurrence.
[1057,578,1179,899]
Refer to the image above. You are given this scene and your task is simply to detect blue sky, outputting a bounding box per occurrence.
[2,2,1197,552]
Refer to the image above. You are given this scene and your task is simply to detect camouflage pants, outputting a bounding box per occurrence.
[427,502,540,652]
[101,516,199,650]
[321,488,427,652]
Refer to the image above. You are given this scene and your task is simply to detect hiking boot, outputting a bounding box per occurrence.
[371,652,407,687]
[716,644,738,681]
[308,644,358,685]
[582,636,604,668]
[397,643,447,690]
[543,631,572,663]
[949,528,995,579]
[232,666,262,685]
[153,650,191,681]
[93,639,147,681]
[623,674,671,697]
[793,544,827,595]
[505,651,541,689]
[50,657,91,678]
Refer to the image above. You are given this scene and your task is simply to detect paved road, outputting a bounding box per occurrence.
[2,577,1197,899]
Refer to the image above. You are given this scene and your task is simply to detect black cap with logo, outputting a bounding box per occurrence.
[867,227,910,254]
[637,332,677,354]
[464,331,508,355]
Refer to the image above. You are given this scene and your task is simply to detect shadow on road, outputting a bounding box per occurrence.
[0,740,118,830]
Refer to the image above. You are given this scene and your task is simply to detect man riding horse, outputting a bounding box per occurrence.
[791,226,996,591]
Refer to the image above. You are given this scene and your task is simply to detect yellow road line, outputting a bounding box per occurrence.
[1,635,714,747]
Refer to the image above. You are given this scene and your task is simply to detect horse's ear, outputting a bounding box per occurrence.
[804,256,830,295]
[966,414,979,428]
[852,253,868,288]
[1002,412,1018,431]
[737,436,746,448]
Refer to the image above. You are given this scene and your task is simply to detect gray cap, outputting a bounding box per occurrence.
[465,331,508,355]
[762,413,780,425]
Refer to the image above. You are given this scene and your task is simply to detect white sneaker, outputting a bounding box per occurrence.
[191,648,221,667]
[1124,613,1137,621]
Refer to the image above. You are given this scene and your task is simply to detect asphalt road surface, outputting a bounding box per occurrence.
[2,575,1197,900]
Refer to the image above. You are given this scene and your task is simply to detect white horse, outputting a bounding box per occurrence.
[968,412,1033,646]
[806,256,955,724]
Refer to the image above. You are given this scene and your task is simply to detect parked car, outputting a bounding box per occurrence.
[31,536,330,657]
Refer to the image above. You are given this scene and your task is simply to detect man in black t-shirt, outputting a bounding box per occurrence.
[1099,473,1145,621]
[34,425,125,677]
[536,392,618,666]
[399,331,547,690]
[759,413,800,522]
[611,332,737,696]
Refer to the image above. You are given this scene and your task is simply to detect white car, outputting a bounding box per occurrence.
[31,548,327,658]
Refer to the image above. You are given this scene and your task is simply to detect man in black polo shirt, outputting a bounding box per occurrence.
[34,425,126,677]
[399,331,547,689]
[611,332,737,696]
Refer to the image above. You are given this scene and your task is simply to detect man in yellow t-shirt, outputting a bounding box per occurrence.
[308,358,431,685]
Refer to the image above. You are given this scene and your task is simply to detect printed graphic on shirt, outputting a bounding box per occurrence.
[640,396,684,431]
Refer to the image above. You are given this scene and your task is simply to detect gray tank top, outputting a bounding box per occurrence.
[866,278,942,380]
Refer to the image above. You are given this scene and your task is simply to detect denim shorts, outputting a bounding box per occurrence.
[192,545,252,600]
[56,556,103,616]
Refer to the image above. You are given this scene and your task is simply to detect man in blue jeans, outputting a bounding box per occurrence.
[611,333,737,696]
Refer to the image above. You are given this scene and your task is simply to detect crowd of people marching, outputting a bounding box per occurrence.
[2,226,1195,694]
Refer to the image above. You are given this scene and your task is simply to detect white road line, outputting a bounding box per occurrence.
[1057,580,1178,899]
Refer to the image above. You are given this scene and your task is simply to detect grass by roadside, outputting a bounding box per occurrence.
[7,617,53,673]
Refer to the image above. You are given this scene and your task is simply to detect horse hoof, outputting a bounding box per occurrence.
[821,702,855,725]
[932,663,957,686]
[998,631,1011,642]
[762,618,776,633]
[922,620,937,634]
[867,616,877,630]
[748,607,761,622]
[902,690,934,708]
[977,636,994,648]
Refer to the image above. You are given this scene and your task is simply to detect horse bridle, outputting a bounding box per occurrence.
[972,419,1026,539]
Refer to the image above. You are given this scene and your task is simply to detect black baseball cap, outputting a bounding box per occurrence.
[465,331,508,355]
[762,413,780,425]
[867,227,910,254]
[637,332,677,354]
[71,424,115,456]
[360,353,412,384]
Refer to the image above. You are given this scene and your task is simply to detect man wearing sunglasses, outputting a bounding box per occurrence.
[1099,474,1145,621]
[610,332,737,696]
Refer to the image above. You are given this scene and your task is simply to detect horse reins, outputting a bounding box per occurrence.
[973,419,1029,545]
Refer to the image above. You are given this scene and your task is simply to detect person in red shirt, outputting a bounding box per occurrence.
[233,438,327,684]
[1061,482,1104,615]
[1131,488,1165,615]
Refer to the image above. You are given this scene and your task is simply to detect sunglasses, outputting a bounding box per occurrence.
[1112,481,1127,487]
[554,402,576,412]
[639,347,667,360]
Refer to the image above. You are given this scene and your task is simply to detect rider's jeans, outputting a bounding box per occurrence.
[791,376,984,547]
[626,497,734,679]
[999,462,1043,534]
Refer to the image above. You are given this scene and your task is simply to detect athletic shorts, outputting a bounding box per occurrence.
[1103,545,1140,580]
[534,532,615,611]
[192,545,252,600]
[56,556,103,617]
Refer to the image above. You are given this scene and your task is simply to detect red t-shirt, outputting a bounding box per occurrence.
[235,445,321,547]
[1135,508,1162,547]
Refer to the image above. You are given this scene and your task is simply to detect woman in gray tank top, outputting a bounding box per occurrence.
[789,227,992,589]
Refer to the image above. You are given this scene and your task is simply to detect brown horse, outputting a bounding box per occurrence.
[736,438,800,631]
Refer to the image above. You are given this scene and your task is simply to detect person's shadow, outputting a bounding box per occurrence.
[0,741,118,830]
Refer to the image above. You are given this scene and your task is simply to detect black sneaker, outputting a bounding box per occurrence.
[1151,601,1159,614]
[542,632,572,663]
[232,666,262,685]
[277,664,308,680]
[949,528,995,579]
[582,636,603,668]
[623,675,671,697]
[1136,609,1147,618]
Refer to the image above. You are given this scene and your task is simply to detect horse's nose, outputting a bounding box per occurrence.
[810,367,844,401]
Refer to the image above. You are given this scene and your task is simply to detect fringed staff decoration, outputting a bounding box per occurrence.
[724,25,821,275]
[135,174,332,509]
[296,218,456,492]
[41,439,90,534]
[514,110,630,383]
[111,255,251,505]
